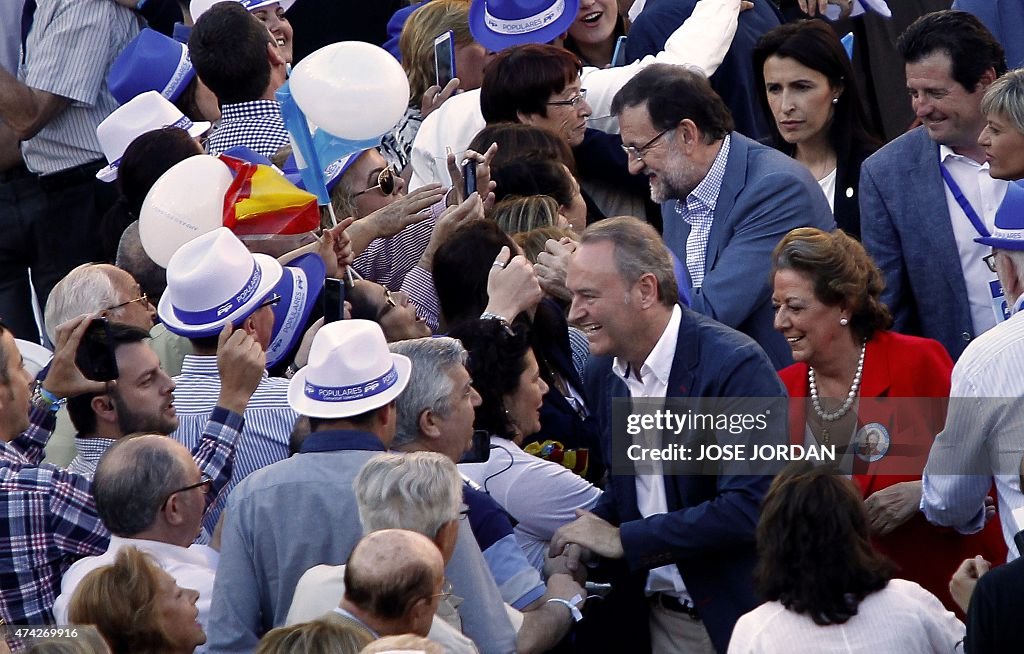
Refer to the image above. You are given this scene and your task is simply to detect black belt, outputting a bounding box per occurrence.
[651,593,701,620]
[0,162,34,184]
[37,159,106,191]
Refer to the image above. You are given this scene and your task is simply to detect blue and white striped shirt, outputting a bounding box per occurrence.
[171,355,296,539]
[922,297,1024,560]
[64,437,117,480]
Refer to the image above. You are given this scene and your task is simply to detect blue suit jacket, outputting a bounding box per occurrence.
[584,306,787,653]
[661,133,835,370]
[859,126,977,361]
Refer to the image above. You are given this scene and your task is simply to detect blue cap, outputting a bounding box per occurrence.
[283,150,366,192]
[469,0,580,52]
[108,28,196,104]
[267,253,327,368]
[976,184,1024,251]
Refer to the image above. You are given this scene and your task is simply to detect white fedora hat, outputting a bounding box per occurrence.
[158,227,283,337]
[96,90,210,183]
[288,320,412,419]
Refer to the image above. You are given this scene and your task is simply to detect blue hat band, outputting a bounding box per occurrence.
[484,0,565,36]
[173,262,263,324]
[304,365,399,403]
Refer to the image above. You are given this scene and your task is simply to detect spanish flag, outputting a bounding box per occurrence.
[219,154,320,236]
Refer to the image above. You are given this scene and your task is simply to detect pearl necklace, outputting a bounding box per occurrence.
[808,341,866,444]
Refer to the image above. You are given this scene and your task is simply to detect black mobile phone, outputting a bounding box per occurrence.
[434,31,456,88]
[322,277,345,324]
[610,35,628,67]
[77,318,119,382]
[462,159,477,199]
[460,430,492,464]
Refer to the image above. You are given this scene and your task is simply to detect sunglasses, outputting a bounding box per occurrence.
[354,165,398,197]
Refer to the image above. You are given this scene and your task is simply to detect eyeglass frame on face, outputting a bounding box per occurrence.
[103,292,150,313]
[427,580,455,604]
[546,88,588,109]
[621,127,674,163]
[256,293,282,311]
[984,252,998,273]
[354,165,398,197]
[161,473,213,510]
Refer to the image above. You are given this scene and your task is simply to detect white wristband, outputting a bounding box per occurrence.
[546,593,584,622]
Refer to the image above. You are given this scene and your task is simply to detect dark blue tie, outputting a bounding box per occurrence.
[21,0,37,64]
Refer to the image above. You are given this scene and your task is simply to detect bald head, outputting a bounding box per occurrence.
[116,220,168,303]
[343,530,444,624]
[94,435,192,537]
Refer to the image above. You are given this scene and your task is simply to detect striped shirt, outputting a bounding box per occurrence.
[171,355,296,539]
[205,99,290,160]
[64,437,117,480]
[19,0,139,174]
[674,134,731,288]
[922,296,1024,560]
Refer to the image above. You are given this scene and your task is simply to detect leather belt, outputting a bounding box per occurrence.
[651,593,701,620]
[37,159,105,191]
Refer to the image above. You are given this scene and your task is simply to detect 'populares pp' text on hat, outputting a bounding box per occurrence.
[288,320,411,419]
[266,252,326,369]
[108,28,197,104]
[158,227,284,337]
[469,0,580,53]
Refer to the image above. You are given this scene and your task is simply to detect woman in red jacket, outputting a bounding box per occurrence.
[770,227,1005,614]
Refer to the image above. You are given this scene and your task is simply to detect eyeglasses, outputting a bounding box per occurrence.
[983,253,998,273]
[354,165,398,197]
[547,88,588,109]
[621,127,674,163]
[457,503,470,521]
[162,473,213,509]
[428,580,454,603]
[104,292,150,313]
[384,288,398,309]
[256,293,282,311]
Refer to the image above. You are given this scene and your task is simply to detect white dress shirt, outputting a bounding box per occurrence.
[939,145,1009,336]
[612,304,690,600]
[53,535,219,651]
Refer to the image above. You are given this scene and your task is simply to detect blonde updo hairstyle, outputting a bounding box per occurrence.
[771,228,892,342]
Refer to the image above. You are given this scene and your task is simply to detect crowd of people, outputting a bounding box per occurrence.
[1,0,1024,652]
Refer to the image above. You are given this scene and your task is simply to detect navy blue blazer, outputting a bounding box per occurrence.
[584,306,786,653]
[859,126,976,361]
[661,133,835,370]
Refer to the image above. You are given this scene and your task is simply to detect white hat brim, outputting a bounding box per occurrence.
[95,119,211,183]
[287,353,412,419]
[158,253,284,337]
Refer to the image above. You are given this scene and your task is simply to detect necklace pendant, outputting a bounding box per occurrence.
[821,427,829,445]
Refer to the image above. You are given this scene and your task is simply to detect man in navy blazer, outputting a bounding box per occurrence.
[552,217,786,654]
[860,10,1009,362]
[611,64,833,371]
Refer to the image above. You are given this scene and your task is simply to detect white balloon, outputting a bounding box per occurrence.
[289,42,411,140]
[140,155,233,267]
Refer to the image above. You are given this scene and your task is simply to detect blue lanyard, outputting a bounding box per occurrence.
[941,165,991,237]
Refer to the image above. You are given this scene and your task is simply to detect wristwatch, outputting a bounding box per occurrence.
[31,380,65,413]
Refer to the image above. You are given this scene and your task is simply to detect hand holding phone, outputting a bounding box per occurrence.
[322,278,346,324]
[610,36,628,67]
[434,31,456,88]
[462,159,477,199]
[76,318,119,382]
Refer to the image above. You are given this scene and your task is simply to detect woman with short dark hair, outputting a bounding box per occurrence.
[771,228,1006,613]
[728,463,964,653]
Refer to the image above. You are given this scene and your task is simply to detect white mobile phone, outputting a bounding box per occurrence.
[434,31,456,87]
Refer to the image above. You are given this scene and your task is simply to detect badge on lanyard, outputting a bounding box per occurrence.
[991,279,1010,323]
